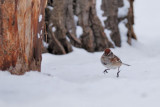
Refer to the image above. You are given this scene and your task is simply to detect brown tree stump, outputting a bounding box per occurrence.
[0,0,47,75]
[101,0,121,47]
[44,0,137,55]
[45,0,113,54]
[75,0,113,52]
[126,0,137,45]
[45,0,74,54]
[102,0,137,46]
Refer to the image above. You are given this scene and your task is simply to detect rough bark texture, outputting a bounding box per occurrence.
[45,0,113,54]
[102,0,137,46]
[44,0,137,55]
[0,0,47,74]
[45,0,74,54]
[126,0,137,45]
[75,0,113,52]
[102,0,121,47]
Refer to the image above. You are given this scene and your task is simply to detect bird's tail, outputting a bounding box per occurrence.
[122,63,131,66]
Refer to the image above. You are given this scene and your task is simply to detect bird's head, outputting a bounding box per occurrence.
[104,48,112,56]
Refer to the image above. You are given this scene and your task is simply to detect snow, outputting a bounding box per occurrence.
[47,6,54,10]
[118,0,130,18]
[40,30,43,35]
[52,27,56,32]
[39,14,42,22]
[74,15,83,38]
[1,0,160,107]
[66,36,70,42]
[96,0,107,27]
[118,19,128,45]
[37,33,40,38]
[104,29,115,47]
[43,41,49,48]
[74,15,78,25]
[76,26,83,38]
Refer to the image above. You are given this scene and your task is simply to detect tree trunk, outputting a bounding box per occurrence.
[75,0,113,52]
[102,0,137,46]
[0,0,47,75]
[126,0,137,45]
[45,0,74,54]
[44,0,137,55]
[101,0,121,47]
[45,0,113,54]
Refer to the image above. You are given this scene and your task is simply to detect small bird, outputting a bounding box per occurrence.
[101,48,130,77]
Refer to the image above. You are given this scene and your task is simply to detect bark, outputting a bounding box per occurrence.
[101,0,121,47]
[44,0,137,54]
[75,0,113,52]
[45,0,74,54]
[45,0,113,54]
[126,0,137,45]
[0,0,47,75]
[102,0,137,46]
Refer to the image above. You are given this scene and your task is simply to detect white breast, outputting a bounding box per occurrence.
[101,55,118,69]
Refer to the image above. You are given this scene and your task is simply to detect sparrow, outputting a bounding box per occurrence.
[101,48,130,77]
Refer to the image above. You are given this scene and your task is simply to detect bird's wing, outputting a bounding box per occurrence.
[110,55,122,63]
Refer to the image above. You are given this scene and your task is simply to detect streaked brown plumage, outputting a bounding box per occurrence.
[101,48,130,77]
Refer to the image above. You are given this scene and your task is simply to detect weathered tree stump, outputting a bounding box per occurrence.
[0,0,47,75]
[75,0,113,52]
[45,0,113,54]
[102,0,137,46]
[44,0,137,55]
[126,0,137,45]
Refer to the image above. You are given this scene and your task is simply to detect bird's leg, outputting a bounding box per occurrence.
[117,67,121,78]
[104,69,110,74]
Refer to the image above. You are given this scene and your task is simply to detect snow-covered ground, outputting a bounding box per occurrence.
[1,0,160,107]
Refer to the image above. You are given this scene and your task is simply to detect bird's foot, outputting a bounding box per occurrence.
[103,69,109,74]
[117,71,120,78]
[117,67,121,78]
